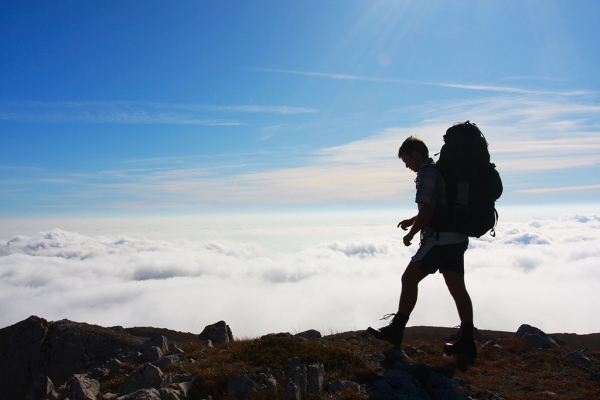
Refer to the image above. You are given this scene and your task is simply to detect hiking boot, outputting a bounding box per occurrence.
[444,323,477,367]
[367,313,408,347]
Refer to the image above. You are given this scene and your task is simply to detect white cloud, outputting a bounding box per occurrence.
[0,100,316,125]
[1,214,599,336]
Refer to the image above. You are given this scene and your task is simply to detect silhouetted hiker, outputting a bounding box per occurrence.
[367,135,477,363]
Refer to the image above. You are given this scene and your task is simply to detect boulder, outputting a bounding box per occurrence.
[515,324,557,349]
[0,316,49,400]
[257,373,277,398]
[282,379,301,400]
[62,374,100,400]
[294,329,322,340]
[327,380,361,393]
[119,364,164,395]
[25,375,58,400]
[289,357,307,398]
[563,349,592,365]
[142,346,163,363]
[116,388,161,400]
[307,363,324,392]
[227,375,256,399]
[198,321,234,345]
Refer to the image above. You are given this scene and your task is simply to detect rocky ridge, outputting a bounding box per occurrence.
[1,316,599,399]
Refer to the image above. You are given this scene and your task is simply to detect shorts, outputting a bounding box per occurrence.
[412,238,469,274]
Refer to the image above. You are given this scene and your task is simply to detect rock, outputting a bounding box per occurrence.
[86,367,110,381]
[261,332,292,339]
[282,379,301,400]
[589,373,600,382]
[198,321,234,345]
[368,379,402,400]
[116,388,161,399]
[515,324,557,349]
[143,336,169,354]
[289,357,307,398]
[158,382,192,400]
[109,358,123,374]
[25,375,58,400]
[256,373,277,398]
[170,345,185,355]
[152,355,179,369]
[264,367,285,383]
[307,362,325,392]
[119,364,164,395]
[294,329,322,340]
[227,375,256,399]
[327,380,361,393]
[142,346,163,363]
[0,316,49,400]
[563,349,592,365]
[384,370,428,398]
[480,340,503,350]
[382,347,410,369]
[63,374,101,400]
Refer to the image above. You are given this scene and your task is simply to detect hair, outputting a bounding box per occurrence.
[398,136,429,159]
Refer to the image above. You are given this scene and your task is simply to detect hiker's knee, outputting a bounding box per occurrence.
[402,262,425,286]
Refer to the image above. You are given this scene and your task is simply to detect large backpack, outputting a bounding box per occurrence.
[434,121,503,237]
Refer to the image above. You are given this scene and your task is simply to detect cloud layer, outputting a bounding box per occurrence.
[1,213,599,337]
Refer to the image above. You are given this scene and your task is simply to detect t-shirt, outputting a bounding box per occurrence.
[415,158,467,244]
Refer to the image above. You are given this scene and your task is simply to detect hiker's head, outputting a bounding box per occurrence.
[398,136,428,172]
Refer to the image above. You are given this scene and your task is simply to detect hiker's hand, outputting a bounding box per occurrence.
[403,232,415,246]
[397,218,414,230]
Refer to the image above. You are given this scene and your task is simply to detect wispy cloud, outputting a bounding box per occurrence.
[516,184,600,194]
[0,100,317,125]
[252,68,589,96]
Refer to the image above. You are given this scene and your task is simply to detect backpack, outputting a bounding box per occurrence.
[434,121,503,237]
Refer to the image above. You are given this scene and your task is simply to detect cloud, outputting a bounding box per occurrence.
[516,184,600,194]
[252,68,588,96]
[1,214,599,336]
[0,100,317,125]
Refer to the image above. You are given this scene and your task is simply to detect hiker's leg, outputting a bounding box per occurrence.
[442,269,473,323]
[398,261,429,316]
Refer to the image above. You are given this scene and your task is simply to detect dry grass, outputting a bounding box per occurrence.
[98,333,600,399]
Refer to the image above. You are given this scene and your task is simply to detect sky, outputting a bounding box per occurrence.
[1,1,599,336]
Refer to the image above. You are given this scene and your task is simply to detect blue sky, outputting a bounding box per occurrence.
[1,0,599,218]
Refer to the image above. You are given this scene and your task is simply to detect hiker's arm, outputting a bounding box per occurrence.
[398,216,417,230]
[403,202,435,246]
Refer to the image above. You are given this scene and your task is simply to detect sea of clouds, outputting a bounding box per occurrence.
[1,212,599,337]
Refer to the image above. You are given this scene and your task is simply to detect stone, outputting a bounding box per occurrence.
[119,364,164,395]
[0,316,49,400]
[563,349,592,365]
[256,373,277,398]
[152,355,179,369]
[282,379,301,400]
[227,375,256,399]
[86,367,110,381]
[116,388,161,400]
[64,374,100,400]
[589,373,600,382]
[327,380,360,393]
[143,336,169,353]
[289,357,307,398]
[198,321,234,345]
[307,363,324,392]
[142,346,163,363]
[158,382,192,400]
[294,329,322,340]
[515,324,557,349]
[264,367,285,383]
[25,375,58,400]
[109,358,123,374]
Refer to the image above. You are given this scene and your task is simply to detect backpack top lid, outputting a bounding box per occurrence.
[440,121,490,167]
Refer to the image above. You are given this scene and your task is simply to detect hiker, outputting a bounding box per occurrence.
[367,135,477,362]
